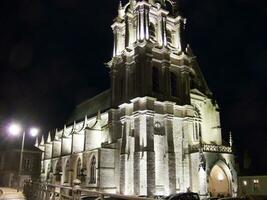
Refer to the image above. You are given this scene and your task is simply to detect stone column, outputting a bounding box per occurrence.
[146,112,155,196]
[181,68,190,105]
[199,167,207,198]
[164,115,176,194]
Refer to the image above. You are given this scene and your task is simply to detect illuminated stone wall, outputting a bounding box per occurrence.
[37,0,237,197]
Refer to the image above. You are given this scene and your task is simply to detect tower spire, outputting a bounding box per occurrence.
[47,132,51,143]
[34,137,39,147]
[40,135,44,145]
[229,131,233,147]
[118,1,124,19]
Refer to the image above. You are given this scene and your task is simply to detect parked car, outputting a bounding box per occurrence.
[218,198,245,200]
[164,192,200,200]
[80,195,99,200]
[153,195,165,199]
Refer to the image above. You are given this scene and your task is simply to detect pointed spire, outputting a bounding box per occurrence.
[63,124,67,137]
[47,132,51,143]
[35,137,39,147]
[40,135,45,145]
[118,1,124,19]
[119,1,122,9]
[96,110,102,121]
[54,129,59,140]
[229,131,233,147]
[72,121,77,132]
[84,115,88,124]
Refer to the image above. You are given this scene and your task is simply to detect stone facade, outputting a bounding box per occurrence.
[37,0,237,197]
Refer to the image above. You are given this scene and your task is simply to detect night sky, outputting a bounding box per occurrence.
[0,0,267,174]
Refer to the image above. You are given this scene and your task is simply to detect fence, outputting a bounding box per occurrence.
[23,181,154,200]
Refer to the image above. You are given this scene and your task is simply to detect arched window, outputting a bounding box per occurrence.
[64,159,70,183]
[170,72,178,97]
[152,67,160,93]
[165,1,174,15]
[89,156,96,184]
[149,23,156,41]
[55,160,62,182]
[76,158,82,178]
[166,29,172,46]
[47,163,51,180]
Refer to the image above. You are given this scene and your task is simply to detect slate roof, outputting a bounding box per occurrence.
[67,89,111,123]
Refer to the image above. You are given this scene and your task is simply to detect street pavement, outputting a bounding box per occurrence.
[0,187,25,200]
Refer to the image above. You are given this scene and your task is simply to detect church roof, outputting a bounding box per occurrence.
[67,89,111,123]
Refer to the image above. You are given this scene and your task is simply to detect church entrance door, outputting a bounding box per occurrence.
[208,165,231,197]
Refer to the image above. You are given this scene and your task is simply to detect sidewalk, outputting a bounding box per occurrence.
[0,187,25,200]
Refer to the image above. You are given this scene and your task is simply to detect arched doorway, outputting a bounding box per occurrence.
[208,164,232,197]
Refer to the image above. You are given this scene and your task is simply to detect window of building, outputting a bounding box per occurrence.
[253,179,260,192]
[194,123,199,141]
[47,163,51,180]
[23,159,31,171]
[55,160,62,182]
[166,29,172,46]
[170,72,178,97]
[243,180,247,186]
[64,159,70,183]
[89,156,96,184]
[152,67,160,93]
[149,23,156,41]
[76,158,82,178]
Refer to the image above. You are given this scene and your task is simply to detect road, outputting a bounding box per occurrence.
[0,187,25,200]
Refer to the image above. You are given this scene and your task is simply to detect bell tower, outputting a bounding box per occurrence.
[107,0,212,107]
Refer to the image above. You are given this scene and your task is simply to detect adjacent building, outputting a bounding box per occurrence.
[238,176,267,196]
[37,0,237,197]
[0,146,42,188]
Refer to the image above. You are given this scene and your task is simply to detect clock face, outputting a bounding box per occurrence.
[154,121,162,129]
[154,121,165,136]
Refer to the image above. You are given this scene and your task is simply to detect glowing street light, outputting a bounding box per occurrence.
[29,127,39,137]
[8,123,21,136]
[7,122,40,192]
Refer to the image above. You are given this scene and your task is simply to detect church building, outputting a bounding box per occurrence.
[37,0,237,197]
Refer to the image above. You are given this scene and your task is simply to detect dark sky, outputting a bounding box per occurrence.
[0,0,267,174]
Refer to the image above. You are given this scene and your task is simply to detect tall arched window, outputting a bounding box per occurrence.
[89,156,96,184]
[166,29,172,46]
[152,67,160,93]
[170,72,178,97]
[55,160,62,182]
[165,1,174,15]
[64,159,70,183]
[76,158,82,178]
[149,23,156,41]
[47,163,51,180]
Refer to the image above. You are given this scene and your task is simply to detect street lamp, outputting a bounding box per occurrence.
[8,123,39,192]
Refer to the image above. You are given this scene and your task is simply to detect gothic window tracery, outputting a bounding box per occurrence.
[89,156,96,184]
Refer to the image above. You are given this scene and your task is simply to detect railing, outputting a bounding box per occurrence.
[23,181,154,200]
[190,144,232,153]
